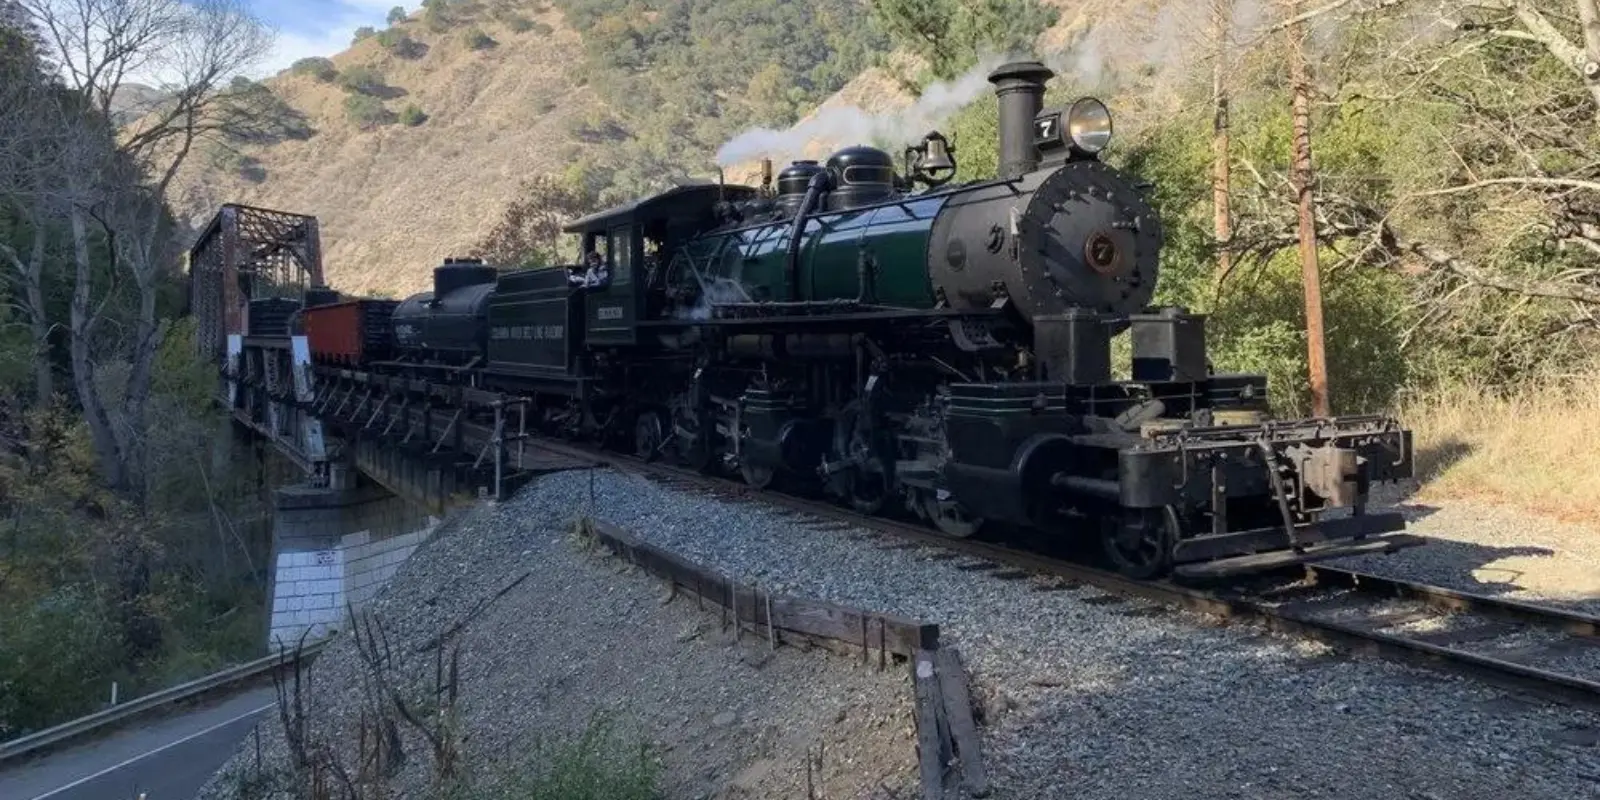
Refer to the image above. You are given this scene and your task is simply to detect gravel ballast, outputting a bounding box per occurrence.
[1329,482,1600,615]
[196,485,917,800]
[545,467,1600,800]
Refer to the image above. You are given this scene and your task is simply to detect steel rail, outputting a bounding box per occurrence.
[0,641,328,767]
[1303,565,1600,637]
[522,437,1600,711]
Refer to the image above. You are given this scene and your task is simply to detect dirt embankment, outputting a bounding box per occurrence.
[197,480,918,800]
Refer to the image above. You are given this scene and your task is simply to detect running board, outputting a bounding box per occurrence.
[1173,534,1430,581]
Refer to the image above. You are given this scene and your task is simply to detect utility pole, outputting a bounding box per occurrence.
[1287,4,1330,417]
[1211,0,1234,293]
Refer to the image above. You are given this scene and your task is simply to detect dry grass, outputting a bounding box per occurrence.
[1399,378,1600,523]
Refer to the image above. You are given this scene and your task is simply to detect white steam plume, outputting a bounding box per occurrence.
[713,54,1015,168]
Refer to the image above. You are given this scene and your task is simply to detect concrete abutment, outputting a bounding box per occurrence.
[268,481,440,649]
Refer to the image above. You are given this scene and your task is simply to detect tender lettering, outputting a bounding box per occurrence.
[491,325,566,341]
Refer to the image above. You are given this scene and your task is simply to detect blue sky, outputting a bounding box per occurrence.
[243,0,413,77]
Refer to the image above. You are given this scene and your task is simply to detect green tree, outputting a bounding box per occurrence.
[422,0,452,30]
[387,5,407,25]
[376,28,425,58]
[0,0,282,736]
[546,0,889,199]
[868,0,1056,81]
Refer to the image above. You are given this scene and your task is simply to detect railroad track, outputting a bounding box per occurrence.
[520,437,1600,711]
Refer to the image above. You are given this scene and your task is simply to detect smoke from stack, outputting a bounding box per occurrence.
[713,54,1018,168]
[711,3,1266,171]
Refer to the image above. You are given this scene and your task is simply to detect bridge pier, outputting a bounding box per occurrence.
[267,481,439,649]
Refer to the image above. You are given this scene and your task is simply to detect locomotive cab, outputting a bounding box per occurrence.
[561,183,762,343]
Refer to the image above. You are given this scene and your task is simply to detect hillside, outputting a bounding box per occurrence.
[109,82,173,126]
[170,3,600,296]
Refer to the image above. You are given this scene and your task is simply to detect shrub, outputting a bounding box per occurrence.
[289,57,337,82]
[338,65,386,95]
[0,587,122,738]
[344,94,395,129]
[399,103,428,126]
[501,713,660,800]
[422,0,452,31]
[387,5,407,25]
[464,27,496,50]
[376,28,426,58]
[505,14,534,33]
[207,146,268,183]
[352,26,376,44]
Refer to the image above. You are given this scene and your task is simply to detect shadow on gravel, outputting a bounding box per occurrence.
[1326,536,1595,609]
[1390,539,1559,593]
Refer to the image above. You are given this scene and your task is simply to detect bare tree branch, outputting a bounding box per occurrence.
[1456,0,1600,114]
[14,0,272,499]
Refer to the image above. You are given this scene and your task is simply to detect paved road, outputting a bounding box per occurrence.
[0,686,276,800]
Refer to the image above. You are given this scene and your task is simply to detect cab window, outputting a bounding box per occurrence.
[608,227,633,286]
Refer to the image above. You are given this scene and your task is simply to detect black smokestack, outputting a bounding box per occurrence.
[988,61,1055,180]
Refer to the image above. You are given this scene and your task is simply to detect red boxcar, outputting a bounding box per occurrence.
[302,299,398,365]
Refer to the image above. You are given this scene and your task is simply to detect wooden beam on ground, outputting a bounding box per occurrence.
[587,519,939,658]
[936,647,991,798]
[913,649,949,799]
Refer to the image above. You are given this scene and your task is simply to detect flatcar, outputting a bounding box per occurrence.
[305,59,1420,581]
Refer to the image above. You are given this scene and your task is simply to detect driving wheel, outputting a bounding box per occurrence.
[920,490,984,538]
[834,401,890,515]
[1103,506,1179,580]
[740,460,778,490]
[635,410,666,462]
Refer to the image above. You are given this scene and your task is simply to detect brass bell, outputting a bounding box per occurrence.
[921,132,955,176]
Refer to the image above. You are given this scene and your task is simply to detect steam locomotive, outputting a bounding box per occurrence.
[299,60,1420,580]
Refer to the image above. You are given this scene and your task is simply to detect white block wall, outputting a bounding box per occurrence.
[269,548,346,649]
[268,484,440,649]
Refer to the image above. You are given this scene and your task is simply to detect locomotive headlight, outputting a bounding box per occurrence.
[1066,97,1113,154]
